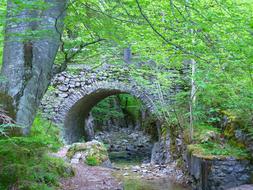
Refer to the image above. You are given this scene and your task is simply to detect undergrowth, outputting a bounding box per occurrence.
[0,115,72,190]
[188,124,250,159]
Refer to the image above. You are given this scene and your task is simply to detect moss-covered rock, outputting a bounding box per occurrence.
[67,140,109,166]
[188,123,251,159]
[187,142,250,160]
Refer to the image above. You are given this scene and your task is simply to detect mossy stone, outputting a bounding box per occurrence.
[67,140,109,166]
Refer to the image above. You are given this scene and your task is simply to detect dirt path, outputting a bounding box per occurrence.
[54,147,123,190]
[59,163,122,190]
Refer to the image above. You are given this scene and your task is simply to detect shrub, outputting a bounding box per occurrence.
[0,114,72,189]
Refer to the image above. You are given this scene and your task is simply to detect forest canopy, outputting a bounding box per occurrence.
[0,0,252,130]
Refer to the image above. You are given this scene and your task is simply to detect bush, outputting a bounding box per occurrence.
[0,114,71,190]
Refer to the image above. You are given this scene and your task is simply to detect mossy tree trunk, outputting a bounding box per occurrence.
[0,0,67,134]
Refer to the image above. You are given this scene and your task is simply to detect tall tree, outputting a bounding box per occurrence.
[0,0,67,134]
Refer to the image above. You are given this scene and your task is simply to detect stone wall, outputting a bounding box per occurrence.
[187,152,253,190]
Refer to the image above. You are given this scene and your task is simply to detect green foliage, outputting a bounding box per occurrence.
[91,93,152,130]
[47,85,56,92]
[188,124,250,159]
[118,94,143,121]
[193,124,221,142]
[0,115,71,189]
[188,142,250,159]
[31,114,62,151]
[85,155,99,166]
[91,95,125,124]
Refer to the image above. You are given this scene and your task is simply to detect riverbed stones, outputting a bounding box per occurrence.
[121,162,188,184]
[94,127,153,163]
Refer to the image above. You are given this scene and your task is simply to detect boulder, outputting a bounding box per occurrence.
[67,140,110,166]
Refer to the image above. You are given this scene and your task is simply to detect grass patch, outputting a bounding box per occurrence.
[0,114,72,190]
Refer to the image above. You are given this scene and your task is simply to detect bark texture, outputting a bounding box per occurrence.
[0,0,67,134]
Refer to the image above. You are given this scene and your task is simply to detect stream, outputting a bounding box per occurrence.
[121,177,189,190]
[112,160,189,190]
[94,127,190,190]
[117,173,189,190]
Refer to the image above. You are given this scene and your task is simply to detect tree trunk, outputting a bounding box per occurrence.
[0,0,67,134]
[189,59,196,141]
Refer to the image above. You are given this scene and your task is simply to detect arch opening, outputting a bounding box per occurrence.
[61,85,160,164]
[64,89,125,143]
[86,94,159,164]
[63,89,158,143]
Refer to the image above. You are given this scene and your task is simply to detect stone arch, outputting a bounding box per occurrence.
[54,81,158,143]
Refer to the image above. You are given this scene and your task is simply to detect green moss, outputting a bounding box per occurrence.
[229,139,246,149]
[122,178,144,190]
[47,85,55,92]
[176,158,184,168]
[0,114,72,189]
[220,110,241,140]
[86,156,99,166]
[188,123,250,159]
[188,142,250,159]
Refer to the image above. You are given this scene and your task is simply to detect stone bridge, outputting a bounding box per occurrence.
[41,64,253,189]
[41,64,180,143]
